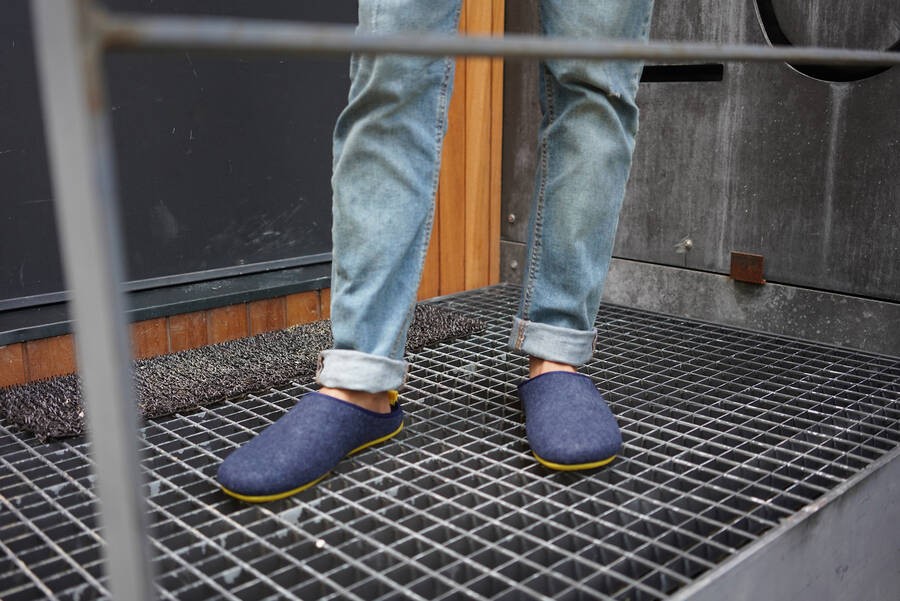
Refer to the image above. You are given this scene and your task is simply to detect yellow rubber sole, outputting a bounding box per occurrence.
[220,421,404,503]
[533,452,616,471]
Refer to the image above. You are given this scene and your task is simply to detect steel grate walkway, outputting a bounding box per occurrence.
[1,284,898,600]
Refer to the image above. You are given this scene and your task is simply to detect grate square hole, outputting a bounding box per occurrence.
[409,575,452,599]
[639,569,684,597]
[290,578,339,600]
[471,548,514,571]
[350,576,395,599]
[666,555,709,580]
[554,557,595,582]
[577,541,622,566]
[440,560,485,585]
[688,542,730,564]
[384,562,427,587]
[418,549,455,572]
[582,571,629,596]
[468,574,508,597]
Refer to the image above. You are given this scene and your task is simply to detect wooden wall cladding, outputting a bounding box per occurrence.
[418,0,504,300]
[0,289,332,386]
[0,0,506,386]
[0,343,27,387]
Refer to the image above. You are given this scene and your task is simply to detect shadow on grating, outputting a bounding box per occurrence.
[0,284,898,601]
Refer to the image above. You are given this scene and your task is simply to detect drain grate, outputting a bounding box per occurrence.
[1,283,898,600]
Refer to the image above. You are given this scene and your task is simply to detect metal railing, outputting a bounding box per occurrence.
[28,1,899,599]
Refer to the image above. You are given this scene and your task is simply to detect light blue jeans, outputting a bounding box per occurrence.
[317,0,654,392]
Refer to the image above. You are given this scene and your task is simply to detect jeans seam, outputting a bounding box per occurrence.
[387,48,456,358]
[520,63,556,323]
[390,302,416,359]
[514,318,527,350]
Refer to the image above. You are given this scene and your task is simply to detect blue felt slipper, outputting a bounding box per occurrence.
[217,391,403,502]
[518,372,621,470]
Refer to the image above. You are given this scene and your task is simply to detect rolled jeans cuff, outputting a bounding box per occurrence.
[507,316,597,367]
[316,349,409,392]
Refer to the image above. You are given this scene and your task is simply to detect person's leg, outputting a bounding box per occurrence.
[513,0,654,364]
[218,0,464,501]
[317,0,465,408]
[512,0,654,468]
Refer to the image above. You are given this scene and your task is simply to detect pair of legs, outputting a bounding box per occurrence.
[321,358,577,413]
[318,0,654,404]
[217,0,654,501]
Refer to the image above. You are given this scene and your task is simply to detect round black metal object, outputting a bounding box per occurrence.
[755,0,900,82]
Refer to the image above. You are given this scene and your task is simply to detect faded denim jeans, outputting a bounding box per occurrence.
[317,0,654,392]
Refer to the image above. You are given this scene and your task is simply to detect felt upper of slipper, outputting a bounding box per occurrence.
[217,391,403,498]
[518,372,621,467]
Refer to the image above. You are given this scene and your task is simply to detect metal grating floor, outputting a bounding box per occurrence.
[1,283,898,601]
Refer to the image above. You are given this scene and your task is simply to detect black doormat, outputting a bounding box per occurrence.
[0,304,485,441]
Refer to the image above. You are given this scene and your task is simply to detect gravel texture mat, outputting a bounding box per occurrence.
[0,304,485,441]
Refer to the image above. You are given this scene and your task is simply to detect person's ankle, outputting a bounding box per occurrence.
[318,387,393,414]
[529,356,577,379]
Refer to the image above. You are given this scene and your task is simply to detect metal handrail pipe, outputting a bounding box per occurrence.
[95,11,900,67]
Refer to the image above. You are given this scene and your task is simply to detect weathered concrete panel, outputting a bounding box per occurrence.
[620,1,900,301]
[501,0,900,304]
[500,247,900,356]
[603,258,900,357]
[499,239,527,289]
[500,0,541,246]
[771,0,900,50]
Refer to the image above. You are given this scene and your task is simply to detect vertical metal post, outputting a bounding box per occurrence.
[31,1,154,600]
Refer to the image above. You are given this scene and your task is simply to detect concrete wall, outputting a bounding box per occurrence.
[501,0,900,356]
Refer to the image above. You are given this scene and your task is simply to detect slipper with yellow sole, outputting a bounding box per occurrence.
[217,391,403,502]
[518,372,621,471]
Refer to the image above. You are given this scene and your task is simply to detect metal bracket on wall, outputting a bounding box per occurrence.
[730,251,766,284]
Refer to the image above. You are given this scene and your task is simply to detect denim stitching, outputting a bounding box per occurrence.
[387,39,458,358]
[390,302,417,359]
[314,352,325,385]
[515,319,527,350]
[520,62,556,322]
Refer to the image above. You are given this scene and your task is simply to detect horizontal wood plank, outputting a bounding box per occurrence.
[26,335,77,380]
[0,344,27,387]
[131,318,168,359]
[208,305,250,344]
[249,298,287,335]
[286,291,321,325]
[168,311,209,353]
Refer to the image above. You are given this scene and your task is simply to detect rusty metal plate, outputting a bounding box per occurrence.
[730,251,766,284]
